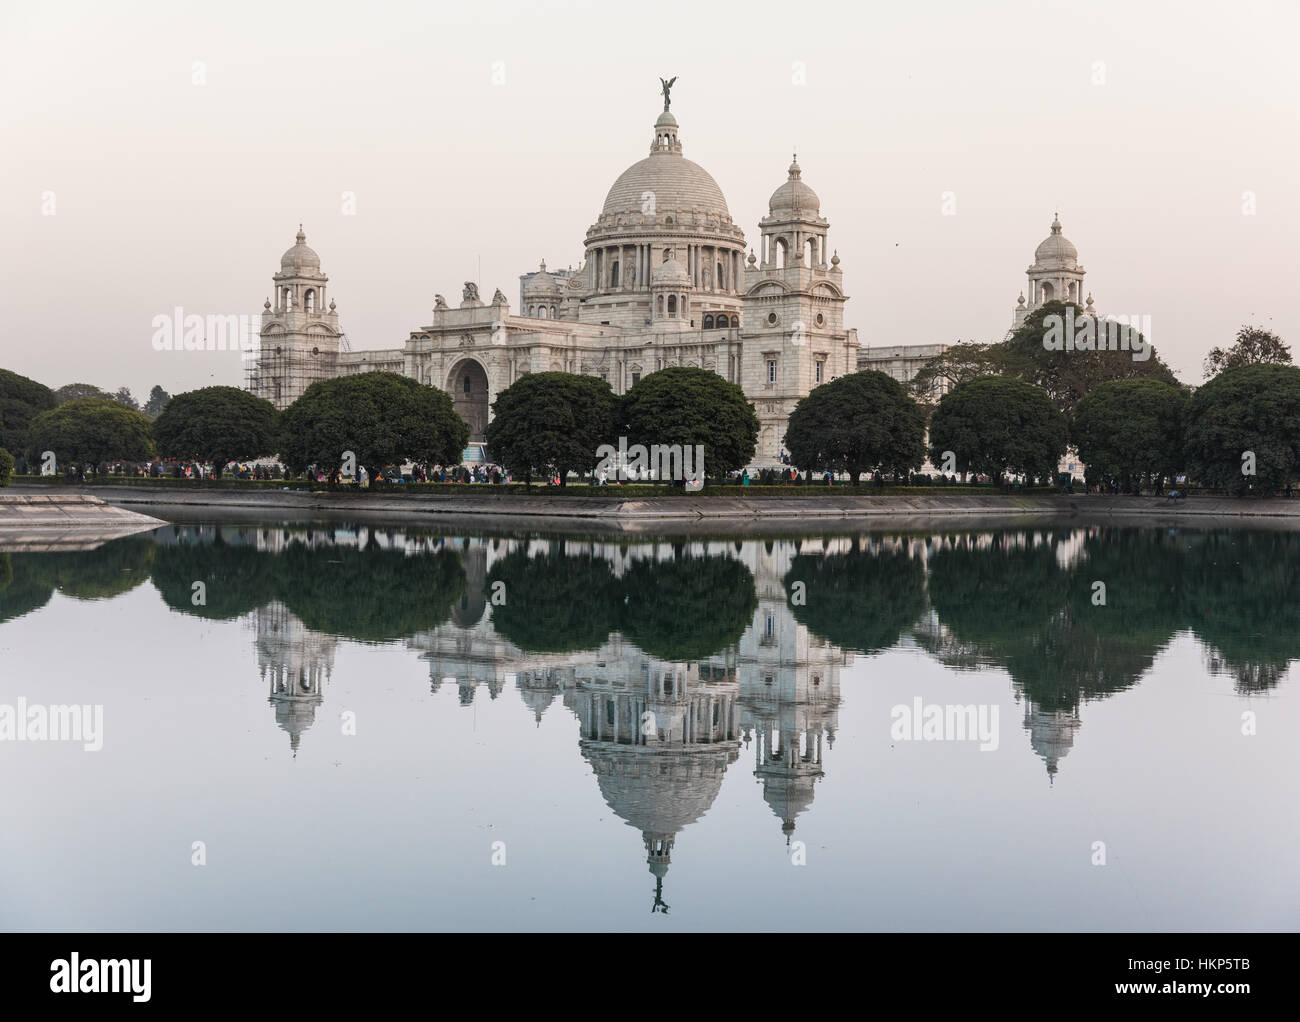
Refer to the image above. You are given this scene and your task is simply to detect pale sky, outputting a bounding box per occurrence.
[2,0,1297,399]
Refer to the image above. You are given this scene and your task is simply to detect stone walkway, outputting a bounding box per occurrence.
[0,494,166,549]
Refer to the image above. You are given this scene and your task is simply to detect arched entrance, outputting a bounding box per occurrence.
[448,358,489,441]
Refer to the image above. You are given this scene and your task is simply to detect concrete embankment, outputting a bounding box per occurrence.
[7,485,1300,534]
[0,494,167,549]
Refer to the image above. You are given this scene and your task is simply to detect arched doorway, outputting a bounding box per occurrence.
[448,358,489,441]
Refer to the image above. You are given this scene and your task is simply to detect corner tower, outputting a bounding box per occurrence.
[742,157,856,461]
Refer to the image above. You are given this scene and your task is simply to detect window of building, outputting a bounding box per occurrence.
[703,314,714,329]
[632,372,641,385]
[815,360,824,384]
[464,375,472,394]
[667,295,677,316]
[731,315,740,328]
[767,359,777,384]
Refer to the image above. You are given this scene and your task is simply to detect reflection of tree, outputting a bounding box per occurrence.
[39,537,155,601]
[928,534,1068,646]
[485,549,619,653]
[0,554,52,624]
[276,545,464,643]
[1181,531,1300,693]
[620,554,757,662]
[151,538,277,620]
[783,544,925,653]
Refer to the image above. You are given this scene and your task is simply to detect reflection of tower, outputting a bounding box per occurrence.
[254,601,337,755]
[566,646,742,913]
[739,538,846,840]
[1021,698,1081,782]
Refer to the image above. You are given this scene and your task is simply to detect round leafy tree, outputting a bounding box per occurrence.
[1071,379,1187,492]
[928,376,1066,483]
[279,372,468,479]
[785,371,926,484]
[37,538,156,601]
[1184,363,1300,493]
[0,368,57,455]
[485,372,616,485]
[783,543,926,652]
[27,398,155,466]
[153,386,279,476]
[150,537,278,620]
[0,554,54,625]
[485,548,620,652]
[620,367,759,479]
[619,552,757,661]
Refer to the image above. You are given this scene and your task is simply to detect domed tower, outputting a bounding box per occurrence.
[1013,213,1087,328]
[650,257,693,329]
[251,226,343,410]
[581,94,747,331]
[742,156,855,460]
[521,261,563,320]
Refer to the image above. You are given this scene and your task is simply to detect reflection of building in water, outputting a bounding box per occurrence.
[739,539,845,839]
[253,600,337,754]
[1020,699,1080,782]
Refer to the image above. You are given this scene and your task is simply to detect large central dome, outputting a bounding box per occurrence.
[600,112,731,220]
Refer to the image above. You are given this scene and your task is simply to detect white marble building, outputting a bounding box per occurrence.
[246,90,859,460]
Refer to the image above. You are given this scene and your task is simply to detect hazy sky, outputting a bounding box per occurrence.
[2,0,1297,398]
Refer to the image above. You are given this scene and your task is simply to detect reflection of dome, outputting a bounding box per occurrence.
[280,226,320,273]
[768,155,819,216]
[1032,214,1078,270]
[652,258,691,286]
[1023,700,1081,781]
[585,743,733,837]
[602,155,731,220]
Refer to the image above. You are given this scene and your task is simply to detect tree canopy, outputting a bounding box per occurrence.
[485,372,616,485]
[928,375,1067,482]
[1184,363,1300,493]
[785,370,926,484]
[152,386,278,476]
[1203,325,1291,379]
[54,383,115,404]
[143,385,172,419]
[1001,301,1181,415]
[620,366,759,478]
[1070,379,1187,491]
[0,368,57,454]
[28,398,155,466]
[279,372,468,477]
[909,343,1007,401]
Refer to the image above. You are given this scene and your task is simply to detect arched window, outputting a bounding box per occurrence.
[730,315,740,328]
[657,295,664,316]
[528,304,535,316]
[283,287,293,309]
[775,237,788,269]
[610,260,619,287]
[550,305,557,317]
[304,289,315,312]
[1040,281,1055,301]
[667,295,677,316]
[538,306,547,319]
[703,314,714,329]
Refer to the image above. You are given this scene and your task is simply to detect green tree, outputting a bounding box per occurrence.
[54,383,114,404]
[143,385,172,419]
[1002,301,1181,416]
[1184,363,1300,493]
[909,342,1007,401]
[153,386,278,477]
[1203,325,1291,380]
[1071,379,1187,492]
[928,376,1066,483]
[114,387,140,412]
[620,367,759,479]
[485,372,616,486]
[0,368,57,454]
[0,448,12,486]
[785,371,926,484]
[28,398,155,466]
[279,372,468,481]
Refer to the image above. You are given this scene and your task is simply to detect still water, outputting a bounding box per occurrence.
[1,522,1297,931]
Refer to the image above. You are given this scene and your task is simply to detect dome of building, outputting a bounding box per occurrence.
[602,154,731,220]
[523,261,560,295]
[768,155,820,216]
[281,226,320,273]
[652,257,691,286]
[1033,214,1078,269]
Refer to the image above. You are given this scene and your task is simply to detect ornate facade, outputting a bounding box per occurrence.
[246,91,860,461]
